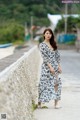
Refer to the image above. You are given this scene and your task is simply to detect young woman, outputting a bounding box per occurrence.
[38,28,62,109]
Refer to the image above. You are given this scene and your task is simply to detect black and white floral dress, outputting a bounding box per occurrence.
[38,41,62,103]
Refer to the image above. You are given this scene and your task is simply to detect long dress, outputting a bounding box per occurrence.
[38,41,62,103]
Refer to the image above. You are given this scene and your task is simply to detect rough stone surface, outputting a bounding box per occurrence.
[0,46,41,120]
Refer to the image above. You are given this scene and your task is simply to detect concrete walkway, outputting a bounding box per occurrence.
[0,45,32,72]
[0,46,15,60]
[34,50,80,120]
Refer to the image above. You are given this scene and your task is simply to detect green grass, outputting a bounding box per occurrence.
[13,40,24,45]
[65,41,75,45]
[32,100,38,111]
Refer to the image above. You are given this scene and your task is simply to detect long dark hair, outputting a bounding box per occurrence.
[43,28,57,50]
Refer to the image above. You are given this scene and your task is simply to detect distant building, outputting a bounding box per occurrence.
[47,13,79,31]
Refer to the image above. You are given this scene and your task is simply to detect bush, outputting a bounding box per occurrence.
[0,21,24,44]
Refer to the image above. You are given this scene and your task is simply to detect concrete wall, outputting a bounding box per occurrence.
[0,46,41,120]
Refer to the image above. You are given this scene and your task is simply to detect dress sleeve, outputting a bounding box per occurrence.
[39,43,50,64]
[55,50,60,64]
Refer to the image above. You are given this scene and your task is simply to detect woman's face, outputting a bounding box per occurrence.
[44,30,52,41]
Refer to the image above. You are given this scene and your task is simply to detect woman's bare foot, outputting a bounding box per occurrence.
[38,102,48,109]
[54,100,58,107]
[54,100,61,109]
[38,102,41,108]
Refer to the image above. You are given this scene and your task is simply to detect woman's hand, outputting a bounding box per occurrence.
[58,66,62,73]
[47,63,55,74]
[50,67,55,74]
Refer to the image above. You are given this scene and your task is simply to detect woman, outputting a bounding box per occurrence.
[38,28,62,109]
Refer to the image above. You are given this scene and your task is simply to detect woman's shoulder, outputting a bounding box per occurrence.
[39,41,45,48]
[55,49,60,55]
[55,48,59,52]
[39,42,48,52]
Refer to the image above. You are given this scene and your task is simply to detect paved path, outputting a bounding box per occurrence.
[0,46,15,60]
[34,50,80,120]
[0,45,32,73]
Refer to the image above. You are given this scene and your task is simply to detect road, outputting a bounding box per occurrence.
[60,50,80,87]
[0,46,32,73]
[34,50,80,120]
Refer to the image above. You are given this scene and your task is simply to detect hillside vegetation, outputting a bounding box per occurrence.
[0,0,80,43]
[0,0,80,26]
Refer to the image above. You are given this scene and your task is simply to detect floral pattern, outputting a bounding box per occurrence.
[38,41,62,103]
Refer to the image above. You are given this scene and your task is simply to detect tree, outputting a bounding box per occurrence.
[55,16,80,33]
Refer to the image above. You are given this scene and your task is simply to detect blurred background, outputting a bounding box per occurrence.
[0,1,80,119]
[0,0,80,59]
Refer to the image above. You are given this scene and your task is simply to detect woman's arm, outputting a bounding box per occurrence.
[55,50,62,73]
[58,64,62,73]
[39,43,55,74]
[47,63,55,74]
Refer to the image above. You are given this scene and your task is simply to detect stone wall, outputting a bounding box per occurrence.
[0,46,41,120]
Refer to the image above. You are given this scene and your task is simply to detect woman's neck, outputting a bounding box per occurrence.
[44,40,50,44]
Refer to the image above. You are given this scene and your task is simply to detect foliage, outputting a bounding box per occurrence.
[32,100,38,111]
[0,21,24,44]
[0,0,80,43]
[39,36,44,44]
[55,16,80,33]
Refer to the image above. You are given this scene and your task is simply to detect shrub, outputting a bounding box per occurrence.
[0,21,24,44]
